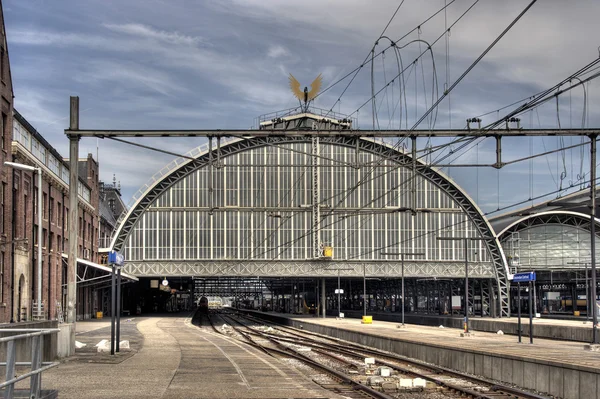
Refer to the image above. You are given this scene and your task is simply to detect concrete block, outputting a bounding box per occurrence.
[579,371,597,399]
[473,354,483,376]
[57,323,75,358]
[491,356,503,381]
[563,368,579,399]
[483,355,493,379]
[535,364,550,394]
[549,367,564,399]
[501,358,513,384]
[465,352,475,375]
[413,378,427,387]
[424,346,437,364]
[512,360,524,387]
[439,349,451,368]
[523,362,537,390]
[399,379,413,387]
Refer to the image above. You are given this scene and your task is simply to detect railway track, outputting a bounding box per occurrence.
[224,311,552,399]
[205,311,393,399]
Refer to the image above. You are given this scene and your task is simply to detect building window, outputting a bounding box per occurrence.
[1,113,5,150]
[0,183,4,235]
[49,197,54,224]
[0,47,4,82]
[0,251,3,301]
[43,193,47,220]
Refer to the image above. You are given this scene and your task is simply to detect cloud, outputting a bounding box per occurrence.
[5,0,600,213]
[267,45,289,58]
[103,23,209,47]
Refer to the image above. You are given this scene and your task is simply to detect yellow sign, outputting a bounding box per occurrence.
[289,74,322,103]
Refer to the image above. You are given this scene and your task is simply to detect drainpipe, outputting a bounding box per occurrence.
[9,169,15,323]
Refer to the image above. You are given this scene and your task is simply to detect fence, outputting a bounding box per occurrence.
[0,328,60,398]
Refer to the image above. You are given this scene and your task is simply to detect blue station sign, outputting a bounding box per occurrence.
[108,251,125,266]
[512,271,536,282]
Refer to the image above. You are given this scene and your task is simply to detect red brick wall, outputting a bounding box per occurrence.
[0,0,14,323]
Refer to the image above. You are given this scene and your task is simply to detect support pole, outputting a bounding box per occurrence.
[321,278,326,318]
[591,134,598,344]
[363,264,366,316]
[111,263,116,355]
[67,96,80,331]
[116,267,122,352]
[464,238,469,333]
[517,282,522,343]
[36,169,43,319]
[337,271,341,317]
[528,281,533,344]
[401,254,406,326]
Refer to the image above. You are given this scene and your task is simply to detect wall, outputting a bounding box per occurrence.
[0,320,59,361]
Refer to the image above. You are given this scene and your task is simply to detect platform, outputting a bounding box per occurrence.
[246,310,600,399]
[20,314,344,399]
[340,310,600,342]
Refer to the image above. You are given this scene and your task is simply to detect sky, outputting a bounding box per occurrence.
[4,0,600,215]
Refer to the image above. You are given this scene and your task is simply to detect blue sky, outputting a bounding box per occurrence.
[4,0,600,214]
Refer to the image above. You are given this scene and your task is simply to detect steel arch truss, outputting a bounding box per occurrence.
[498,211,600,239]
[124,260,495,278]
[111,135,510,316]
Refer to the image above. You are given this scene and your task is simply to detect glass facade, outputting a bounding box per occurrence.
[123,141,491,264]
[502,224,600,270]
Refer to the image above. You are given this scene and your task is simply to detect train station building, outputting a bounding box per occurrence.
[110,110,515,318]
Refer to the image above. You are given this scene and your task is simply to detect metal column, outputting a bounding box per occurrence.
[321,278,326,318]
[590,135,598,344]
[67,97,80,327]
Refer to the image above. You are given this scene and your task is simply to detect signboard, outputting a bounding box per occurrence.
[335,289,344,294]
[512,272,536,282]
[108,251,125,266]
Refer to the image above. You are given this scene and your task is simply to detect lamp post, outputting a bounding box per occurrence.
[4,162,43,320]
[325,267,352,318]
[381,251,424,327]
[437,236,485,335]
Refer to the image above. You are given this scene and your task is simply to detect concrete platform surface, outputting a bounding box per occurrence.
[24,314,343,399]
[335,310,600,342]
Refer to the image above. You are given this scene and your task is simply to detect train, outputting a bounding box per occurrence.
[301,292,319,314]
[198,296,209,314]
[197,296,224,313]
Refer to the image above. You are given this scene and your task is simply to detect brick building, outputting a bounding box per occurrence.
[11,111,100,321]
[0,0,14,323]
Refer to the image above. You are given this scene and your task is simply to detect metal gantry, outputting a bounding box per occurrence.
[66,97,600,322]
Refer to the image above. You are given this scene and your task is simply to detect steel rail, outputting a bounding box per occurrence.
[216,312,394,399]
[238,311,551,399]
